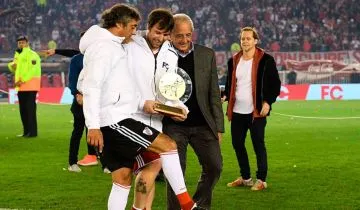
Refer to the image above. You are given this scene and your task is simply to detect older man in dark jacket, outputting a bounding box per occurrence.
[163,14,224,210]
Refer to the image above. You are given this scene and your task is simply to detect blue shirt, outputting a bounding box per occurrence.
[68,54,83,96]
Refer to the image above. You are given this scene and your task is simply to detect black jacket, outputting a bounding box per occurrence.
[225,48,281,120]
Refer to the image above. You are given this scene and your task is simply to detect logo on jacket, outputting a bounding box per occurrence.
[162,62,169,71]
[143,127,153,136]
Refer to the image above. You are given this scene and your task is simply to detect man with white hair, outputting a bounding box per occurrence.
[163,13,224,210]
[79,4,203,210]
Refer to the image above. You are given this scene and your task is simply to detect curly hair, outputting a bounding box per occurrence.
[101,3,141,29]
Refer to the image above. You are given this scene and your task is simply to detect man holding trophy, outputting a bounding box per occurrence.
[164,14,224,210]
[79,4,204,210]
[127,8,197,210]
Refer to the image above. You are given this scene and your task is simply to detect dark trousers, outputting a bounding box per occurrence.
[231,113,267,181]
[68,100,100,165]
[18,91,37,136]
[163,124,222,210]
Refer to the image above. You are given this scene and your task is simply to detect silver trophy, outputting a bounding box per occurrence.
[154,67,192,117]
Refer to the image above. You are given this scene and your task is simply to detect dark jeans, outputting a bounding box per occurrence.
[68,100,104,166]
[163,124,222,210]
[231,113,267,181]
[18,91,37,136]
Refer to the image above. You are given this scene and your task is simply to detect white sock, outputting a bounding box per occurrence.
[160,150,187,195]
[132,205,142,210]
[108,183,131,210]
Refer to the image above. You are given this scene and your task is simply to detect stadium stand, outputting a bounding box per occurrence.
[0,73,8,91]
[41,74,50,88]
[0,0,359,89]
[1,0,360,53]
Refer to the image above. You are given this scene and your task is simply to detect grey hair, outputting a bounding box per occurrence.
[173,13,194,31]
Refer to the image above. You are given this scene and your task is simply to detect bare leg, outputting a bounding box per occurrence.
[147,133,177,153]
[133,160,162,210]
[146,182,155,210]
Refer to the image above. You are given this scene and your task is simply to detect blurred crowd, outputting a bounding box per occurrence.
[1,0,360,54]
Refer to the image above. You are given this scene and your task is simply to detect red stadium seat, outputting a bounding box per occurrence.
[0,73,8,91]
[41,74,50,87]
[52,73,63,87]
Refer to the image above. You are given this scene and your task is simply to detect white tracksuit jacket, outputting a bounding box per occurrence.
[126,36,178,131]
[79,25,140,129]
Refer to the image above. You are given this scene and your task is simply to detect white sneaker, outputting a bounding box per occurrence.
[68,164,82,172]
[227,177,254,187]
[251,179,267,191]
[103,167,111,174]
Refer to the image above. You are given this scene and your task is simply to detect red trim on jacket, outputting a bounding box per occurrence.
[226,47,265,121]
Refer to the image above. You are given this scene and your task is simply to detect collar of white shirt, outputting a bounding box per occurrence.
[175,42,194,58]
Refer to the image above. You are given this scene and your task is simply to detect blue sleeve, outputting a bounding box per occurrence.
[68,54,83,96]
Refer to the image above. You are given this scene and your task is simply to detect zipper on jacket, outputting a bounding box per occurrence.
[149,115,152,127]
[150,54,157,126]
[115,93,120,104]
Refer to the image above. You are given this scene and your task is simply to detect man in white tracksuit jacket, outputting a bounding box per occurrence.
[126,8,183,210]
[79,4,202,210]
[129,38,178,132]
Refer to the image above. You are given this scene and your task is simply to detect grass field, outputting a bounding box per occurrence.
[0,100,359,210]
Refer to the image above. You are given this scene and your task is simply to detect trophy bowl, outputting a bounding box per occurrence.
[154,67,192,117]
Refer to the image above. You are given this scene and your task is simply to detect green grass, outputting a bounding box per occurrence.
[0,100,359,209]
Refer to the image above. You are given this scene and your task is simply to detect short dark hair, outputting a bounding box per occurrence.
[16,35,28,42]
[101,4,141,29]
[147,8,174,32]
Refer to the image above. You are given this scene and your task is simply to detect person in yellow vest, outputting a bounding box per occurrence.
[8,35,41,138]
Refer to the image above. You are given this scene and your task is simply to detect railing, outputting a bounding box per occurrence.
[278,71,360,85]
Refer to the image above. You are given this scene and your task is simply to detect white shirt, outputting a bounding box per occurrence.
[233,57,254,114]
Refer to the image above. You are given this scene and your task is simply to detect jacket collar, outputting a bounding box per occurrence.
[233,47,265,63]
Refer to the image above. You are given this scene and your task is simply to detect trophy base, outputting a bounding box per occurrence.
[154,103,184,117]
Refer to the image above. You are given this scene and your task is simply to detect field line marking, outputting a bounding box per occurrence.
[272,112,360,120]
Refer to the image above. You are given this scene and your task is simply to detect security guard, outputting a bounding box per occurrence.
[8,35,41,137]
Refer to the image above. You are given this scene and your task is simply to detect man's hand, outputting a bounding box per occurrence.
[75,93,83,105]
[260,101,270,117]
[11,62,17,70]
[87,129,104,153]
[218,132,223,144]
[143,100,159,114]
[170,107,187,122]
[221,95,227,103]
[14,80,24,87]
